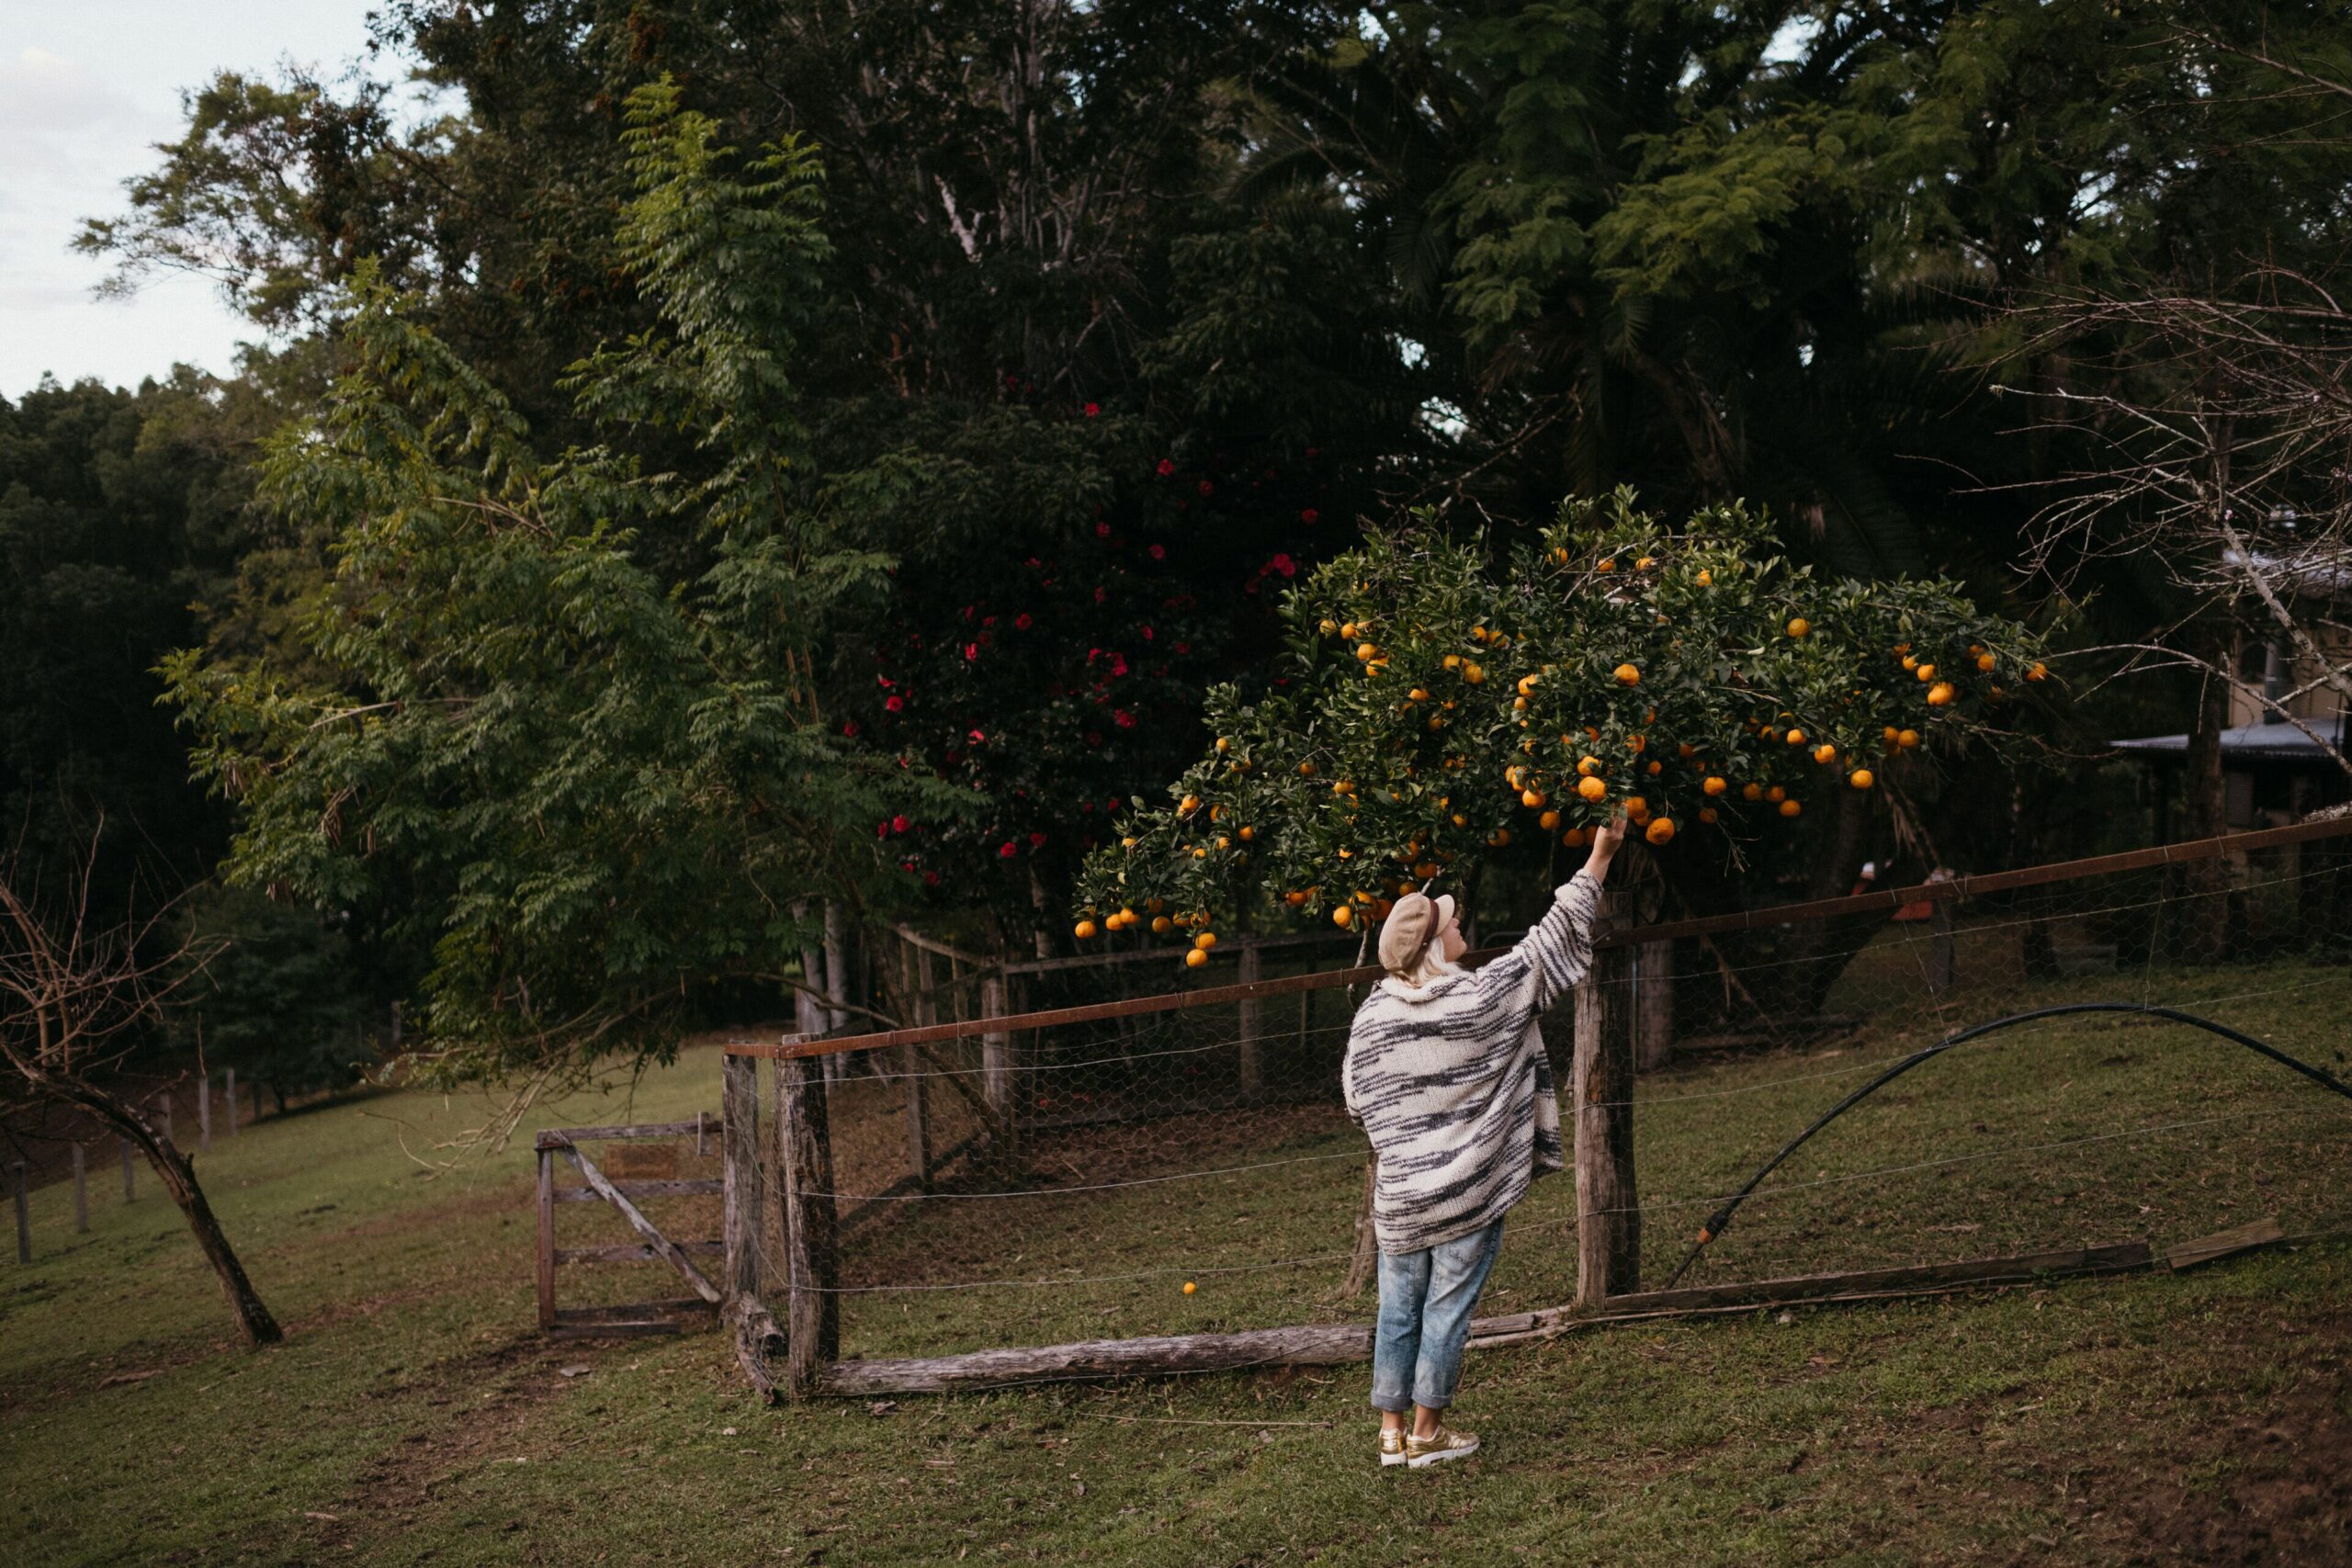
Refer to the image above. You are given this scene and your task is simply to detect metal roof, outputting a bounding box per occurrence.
[2111,715,2347,761]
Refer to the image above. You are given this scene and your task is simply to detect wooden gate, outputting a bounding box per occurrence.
[536,1113,726,1338]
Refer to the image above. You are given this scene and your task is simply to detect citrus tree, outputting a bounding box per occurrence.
[1071,490,2049,959]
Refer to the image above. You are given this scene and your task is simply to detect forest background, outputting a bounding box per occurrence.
[7,0,2352,1118]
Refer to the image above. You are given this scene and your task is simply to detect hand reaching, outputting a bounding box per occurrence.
[1586,815,1627,881]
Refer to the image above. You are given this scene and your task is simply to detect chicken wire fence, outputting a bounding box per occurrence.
[671,823,2352,1377]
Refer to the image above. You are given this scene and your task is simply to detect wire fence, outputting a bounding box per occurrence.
[708,821,2352,1376]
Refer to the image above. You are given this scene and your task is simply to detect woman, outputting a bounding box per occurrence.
[1342,818,1624,1468]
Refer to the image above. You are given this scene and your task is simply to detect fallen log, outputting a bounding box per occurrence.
[808,1238,2159,1397]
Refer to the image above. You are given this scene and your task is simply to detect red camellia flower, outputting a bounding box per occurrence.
[1084,401,1100,417]
[1270,552,1297,577]
[1093,584,1108,604]
[963,641,979,660]
[876,821,889,837]
[1114,709,1137,728]
[1156,457,1175,476]
[924,869,941,886]
[968,728,987,743]
[1028,830,1047,849]
[842,720,861,737]
[1014,613,1033,629]
[1109,653,1129,677]
[998,840,1017,858]
[1196,480,1214,497]
[1140,625,1154,640]
[1148,543,1166,560]
[885,694,904,712]
[1095,521,1111,536]
[1173,641,1192,654]
[892,815,911,834]
[1300,508,1319,525]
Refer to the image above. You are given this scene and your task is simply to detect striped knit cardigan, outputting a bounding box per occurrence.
[1341,869,1605,1255]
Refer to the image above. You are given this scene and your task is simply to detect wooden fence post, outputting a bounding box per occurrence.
[901,943,932,1190]
[11,1162,27,1264]
[535,1146,556,1331]
[1634,937,1674,1074]
[72,1144,87,1233]
[1236,942,1264,1100]
[198,1072,211,1152]
[980,974,1012,1136]
[1573,888,1641,1305]
[1928,898,1955,995]
[777,1053,840,1397]
[721,1053,763,1305]
[224,1067,238,1136]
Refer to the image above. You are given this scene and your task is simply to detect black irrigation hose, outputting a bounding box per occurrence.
[1659,1002,2352,1291]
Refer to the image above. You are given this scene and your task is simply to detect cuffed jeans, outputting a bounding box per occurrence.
[1369,1216,1506,1413]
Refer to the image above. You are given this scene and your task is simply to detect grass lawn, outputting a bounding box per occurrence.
[4,955,2348,1565]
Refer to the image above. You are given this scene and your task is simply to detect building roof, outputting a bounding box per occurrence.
[2112,715,2347,762]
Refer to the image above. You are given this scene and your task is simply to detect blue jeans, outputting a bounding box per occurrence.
[1369,1217,1506,1413]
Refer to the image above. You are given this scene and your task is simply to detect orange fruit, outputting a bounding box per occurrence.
[1194,931,1217,950]
[1916,662,1937,682]
[1179,794,1200,814]
[1613,662,1641,686]
[1901,655,1919,671]
[1696,569,1713,586]
[1521,788,1545,808]
[1813,743,1837,765]
[1741,782,1764,801]
[1283,890,1307,907]
[1074,919,1098,939]
[1463,662,1486,685]
[1184,948,1208,969]
[1883,725,1901,746]
[1975,653,1996,672]
[1356,641,1378,662]
[1298,761,1317,776]
[1625,795,1650,820]
[1627,734,1646,753]
[1577,775,1608,802]
[1151,915,1174,934]
[1926,682,1954,706]
[1779,797,1802,818]
[1786,617,1810,638]
[1561,827,1589,848]
[1577,755,1603,776]
[1849,768,1874,789]
[1897,728,1920,750]
[1538,809,1561,829]
[1332,906,1354,928]
[1238,825,1255,840]
[1697,807,1719,824]
[1646,761,1663,775]
[2027,660,2049,682]
[1702,776,1728,796]
[1766,785,1787,803]
[1645,817,1677,845]
[1677,742,1697,759]
[1635,556,1657,570]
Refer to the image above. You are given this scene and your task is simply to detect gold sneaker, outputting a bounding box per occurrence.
[1405,1424,1480,1468]
[1378,1427,1409,1467]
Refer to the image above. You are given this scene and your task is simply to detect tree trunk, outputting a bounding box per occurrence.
[59,1079,280,1348]
[2175,631,2234,961]
[1781,784,1885,1019]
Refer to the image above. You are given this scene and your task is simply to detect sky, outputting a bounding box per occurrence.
[0,1,413,401]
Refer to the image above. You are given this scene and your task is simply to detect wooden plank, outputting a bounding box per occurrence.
[1604,1240,2154,1313]
[1236,942,1263,1100]
[536,1119,713,1150]
[980,975,1012,1130]
[778,1055,841,1398]
[1000,930,1358,977]
[2167,1215,2284,1271]
[809,1240,2163,1396]
[536,1148,557,1330]
[548,1319,685,1340]
[901,941,932,1190]
[891,922,993,968]
[554,1297,717,1324]
[721,1054,762,1305]
[724,818,2352,1064]
[554,1240,726,1265]
[552,1179,725,1202]
[727,1293,787,1404]
[559,1144,725,1304]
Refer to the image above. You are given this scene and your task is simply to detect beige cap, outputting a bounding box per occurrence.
[1378,890,1457,975]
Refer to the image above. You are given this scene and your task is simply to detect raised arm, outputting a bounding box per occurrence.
[1469,818,1623,1028]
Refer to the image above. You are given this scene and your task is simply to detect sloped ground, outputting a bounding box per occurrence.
[3,957,2347,1564]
